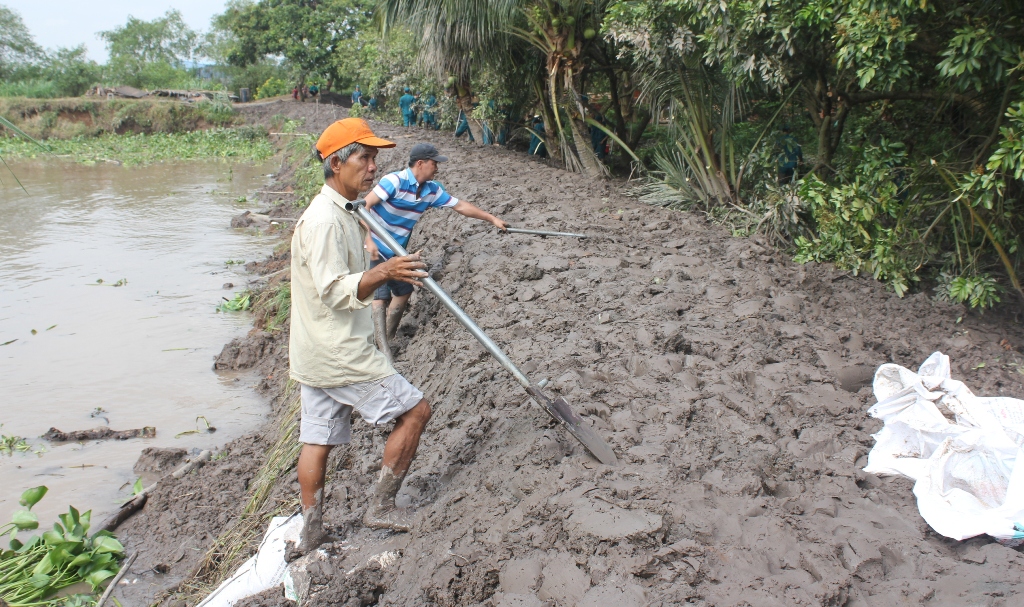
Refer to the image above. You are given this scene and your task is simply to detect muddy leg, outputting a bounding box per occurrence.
[385,294,410,341]
[363,399,431,532]
[297,444,333,551]
[372,300,394,365]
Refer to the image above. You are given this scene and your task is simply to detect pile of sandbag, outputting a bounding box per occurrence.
[865,352,1024,543]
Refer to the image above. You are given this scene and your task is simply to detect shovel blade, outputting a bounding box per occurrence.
[527,386,617,466]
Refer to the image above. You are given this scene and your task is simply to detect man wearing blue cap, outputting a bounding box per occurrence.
[363,143,508,358]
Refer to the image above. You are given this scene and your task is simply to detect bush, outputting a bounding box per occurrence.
[41,46,101,97]
[256,77,290,99]
[0,79,58,98]
[793,139,920,297]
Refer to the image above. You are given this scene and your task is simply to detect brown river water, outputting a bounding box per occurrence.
[0,160,275,527]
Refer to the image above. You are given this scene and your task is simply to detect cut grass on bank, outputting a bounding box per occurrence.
[0,127,273,166]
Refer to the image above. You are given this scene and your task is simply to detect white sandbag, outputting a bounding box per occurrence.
[864,351,1024,542]
[196,513,303,607]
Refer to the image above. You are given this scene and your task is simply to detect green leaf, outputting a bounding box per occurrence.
[92,535,125,555]
[12,509,39,530]
[86,568,116,591]
[19,486,47,509]
[9,538,22,550]
[133,477,144,495]
[69,553,93,568]
[29,572,52,589]
[44,527,65,545]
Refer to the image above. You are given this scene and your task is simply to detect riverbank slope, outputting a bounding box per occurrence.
[117,99,1024,607]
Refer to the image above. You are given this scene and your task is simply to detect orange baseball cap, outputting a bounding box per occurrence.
[315,118,396,159]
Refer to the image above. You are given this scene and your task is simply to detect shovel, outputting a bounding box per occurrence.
[502,227,589,239]
[347,199,617,466]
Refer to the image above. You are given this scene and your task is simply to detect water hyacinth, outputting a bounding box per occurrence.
[0,486,125,606]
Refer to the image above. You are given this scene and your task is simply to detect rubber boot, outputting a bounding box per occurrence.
[373,303,395,365]
[297,489,327,552]
[362,466,413,532]
[385,300,408,342]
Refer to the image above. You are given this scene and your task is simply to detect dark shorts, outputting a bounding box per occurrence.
[371,258,415,300]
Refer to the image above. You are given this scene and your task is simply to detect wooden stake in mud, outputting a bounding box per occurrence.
[346,199,617,466]
[97,552,137,607]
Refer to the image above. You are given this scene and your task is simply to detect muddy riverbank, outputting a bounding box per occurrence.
[116,99,1024,607]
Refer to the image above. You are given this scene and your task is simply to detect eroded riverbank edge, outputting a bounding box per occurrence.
[116,100,1024,607]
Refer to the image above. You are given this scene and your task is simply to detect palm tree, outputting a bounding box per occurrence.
[376,0,609,178]
[376,0,523,144]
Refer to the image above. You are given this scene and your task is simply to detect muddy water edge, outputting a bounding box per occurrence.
[117,101,1024,607]
[0,160,277,526]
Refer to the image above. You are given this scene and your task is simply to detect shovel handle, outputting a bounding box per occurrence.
[503,227,589,238]
[347,199,617,466]
[347,200,530,387]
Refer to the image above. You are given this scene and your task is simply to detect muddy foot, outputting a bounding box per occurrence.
[362,505,413,532]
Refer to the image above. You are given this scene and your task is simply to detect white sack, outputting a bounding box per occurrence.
[196,513,302,607]
[865,351,1024,541]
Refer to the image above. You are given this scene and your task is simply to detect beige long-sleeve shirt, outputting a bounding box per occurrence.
[288,184,394,387]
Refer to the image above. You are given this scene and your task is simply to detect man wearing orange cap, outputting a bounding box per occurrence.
[289,118,433,550]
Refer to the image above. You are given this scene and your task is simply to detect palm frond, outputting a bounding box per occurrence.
[0,115,50,192]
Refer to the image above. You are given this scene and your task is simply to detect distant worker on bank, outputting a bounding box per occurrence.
[776,124,803,184]
[529,116,547,157]
[399,87,417,127]
[422,94,438,129]
[363,143,509,358]
[589,104,609,160]
[351,85,363,106]
[290,118,433,551]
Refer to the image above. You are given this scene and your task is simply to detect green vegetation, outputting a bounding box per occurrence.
[0,127,272,166]
[255,77,290,100]
[255,283,292,332]
[0,434,29,455]
[0,98,238,140]
[217,290,253,313]
[2,1,1022,308]
[0,486,125,606]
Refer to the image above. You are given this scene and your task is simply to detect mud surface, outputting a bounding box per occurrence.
[117,100,1024,606]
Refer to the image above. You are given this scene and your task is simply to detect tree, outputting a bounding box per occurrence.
[42,46,101,97]
[377,0,523,143]
[379,0,618,177]
[214,0,373,98]
[100,9,199,88]
[0,4,41,78]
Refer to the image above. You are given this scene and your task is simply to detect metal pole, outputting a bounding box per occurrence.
[347,200,529,387]
[503,227,589,239]
[345,199,617,466]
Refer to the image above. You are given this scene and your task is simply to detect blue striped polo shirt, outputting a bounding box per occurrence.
[368,168,459,258]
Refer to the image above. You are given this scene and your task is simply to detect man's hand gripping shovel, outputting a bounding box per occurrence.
[347,199,617,466]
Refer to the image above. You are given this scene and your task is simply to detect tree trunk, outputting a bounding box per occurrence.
[567,81,607,179]
[456,79,484,144]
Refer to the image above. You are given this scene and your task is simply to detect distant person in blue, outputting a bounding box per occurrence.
[362,143,509,358]
[776,124,803,184]
[528,116,547,157]
[455,109,474,141]
[589,104,609,160]
[421,95,438,129]
[351,85,363,106]
[399,87,416,127]
[367,96,379,111]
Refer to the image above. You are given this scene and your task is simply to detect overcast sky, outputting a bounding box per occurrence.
[7,1,228,62]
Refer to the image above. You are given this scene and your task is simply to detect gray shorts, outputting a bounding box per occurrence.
[299,374,424,445]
